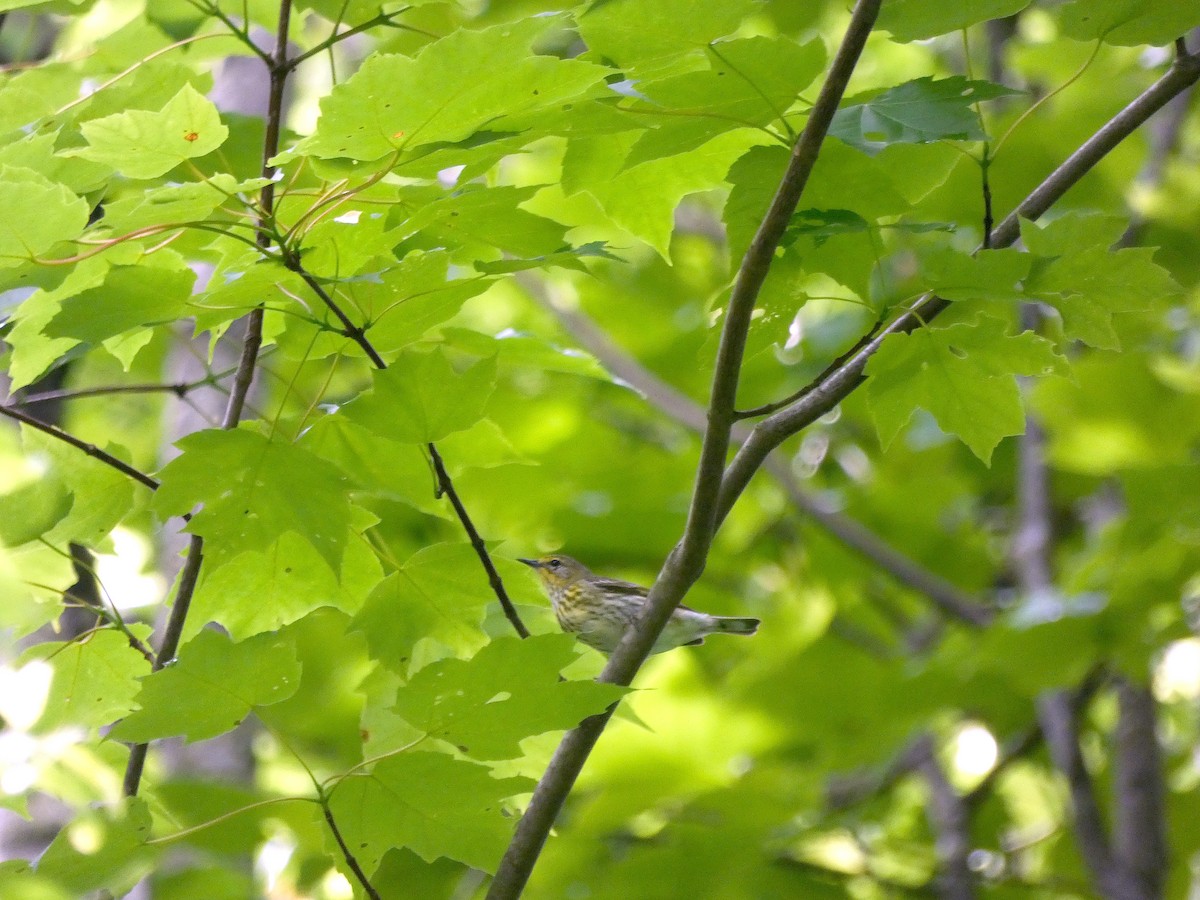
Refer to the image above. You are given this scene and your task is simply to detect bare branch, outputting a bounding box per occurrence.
[0,403,160,492]
[10,370,232,406]
[486,3,885,895]
[428,443,530,638]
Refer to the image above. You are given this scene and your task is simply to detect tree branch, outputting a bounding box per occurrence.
[1036,689,1130,897]
[485,3,885,895]
[428,443,529,639]
[1112,678,1167,899]
[9,369,235,406]
[0,403,160,491]
[913,734,976,900]
[525,280,991,626]
[714,46,1200,529]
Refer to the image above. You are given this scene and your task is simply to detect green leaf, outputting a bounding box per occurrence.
[1024,242,1180,350]
[184,526,383,642]
[351,543,498,665]
[72,83,229,179]
[394,635,624,759]
[23,629,152,732]
[98,175,239,233]
[920,248,1032,301]
[866,315,1065,462]
[36,799,158,896]
[566,128,767,258]
[110,629,300,742]
[831,77,1017,155]
[327,751,533,872]
[152,428,355,572]
[299,416,448,516]
[301,16,609,160]
[442,328,617,383]
[21,428,136,547]
[1018,211,1127,256]
[0,476,72,546]
[725,142,909,267]
[393,185,571,263]
[579,0,757,70]
[0,166,89,267]
[623,35,825,162]
[342,349,496,443]
[47,264,196,343]
[879,0,1033,42]
[1056,0,1200,46]
[327,251,492,355]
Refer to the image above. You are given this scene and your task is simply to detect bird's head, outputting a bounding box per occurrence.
[518,555,591,590]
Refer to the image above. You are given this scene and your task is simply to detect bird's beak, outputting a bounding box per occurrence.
[517,558,541,569]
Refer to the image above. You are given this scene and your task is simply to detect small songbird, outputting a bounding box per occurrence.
[518,555,760,654]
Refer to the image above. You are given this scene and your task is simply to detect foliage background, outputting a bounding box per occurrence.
[0,0,1199,897]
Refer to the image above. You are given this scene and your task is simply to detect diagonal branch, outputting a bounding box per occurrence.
[485,3,885,896]
[428,443,529,638]
[525,280,990,626]
[713,45,1200,530]
[0,403,160,491]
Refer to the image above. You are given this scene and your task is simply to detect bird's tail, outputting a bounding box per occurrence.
[713,616,760,636]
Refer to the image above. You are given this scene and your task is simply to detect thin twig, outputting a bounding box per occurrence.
[11,374,224,406]
[428,443,530,638]
[283,9,410,72]
[122,534,205,795]
[485,4,885,896]
[0,404,160,491]
[322,798,384,900]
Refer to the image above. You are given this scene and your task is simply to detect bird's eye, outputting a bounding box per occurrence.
[548,558,562,569]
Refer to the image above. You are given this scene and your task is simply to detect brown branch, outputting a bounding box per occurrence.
[10,370,231,406]
[713,46,1200,530]
[913,734,976,900]
[428,443,529,638]
[1112,678,1167,899]
[1036,689,1142,898]
[0,404,160,491]
[122,534,205,795]
[485,3,885,896]
[526,281,991,627]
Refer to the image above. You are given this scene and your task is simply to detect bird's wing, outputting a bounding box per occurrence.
[590,577,648,598]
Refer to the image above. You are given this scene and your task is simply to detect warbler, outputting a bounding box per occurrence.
[518,555,760,654]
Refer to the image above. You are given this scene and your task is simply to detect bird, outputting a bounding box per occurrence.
[518,555,760,654]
